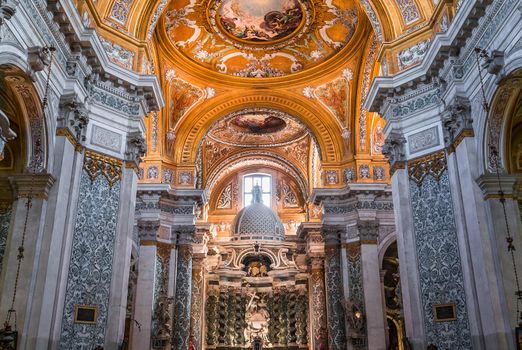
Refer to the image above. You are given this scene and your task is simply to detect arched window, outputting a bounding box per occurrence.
[243,174,271,207]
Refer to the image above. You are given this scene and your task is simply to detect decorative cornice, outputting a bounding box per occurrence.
[8,173,55,199]
[365,0,499,112]
[407,150,447,185]
[25,0,163,110]
[476,173,521,199]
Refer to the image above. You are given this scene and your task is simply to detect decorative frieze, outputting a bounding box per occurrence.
[397,39,431,71]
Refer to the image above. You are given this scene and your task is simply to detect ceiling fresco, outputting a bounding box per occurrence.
[206,108,308,147]
[163,0,359,77]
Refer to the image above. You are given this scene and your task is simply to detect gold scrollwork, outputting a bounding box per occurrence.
[83,150,122,187]
[407,151,447,186]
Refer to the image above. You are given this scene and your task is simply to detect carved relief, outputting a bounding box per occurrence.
[407,126,440,155]
[217,183,232,209]
[397,39,431,71]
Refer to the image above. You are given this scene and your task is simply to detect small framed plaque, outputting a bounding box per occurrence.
[74,305,98,324]
[433,303,457,322]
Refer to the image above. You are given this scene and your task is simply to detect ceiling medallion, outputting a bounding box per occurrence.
[207,108,309,147]
[208,0,312,50]
[165,0,358,77]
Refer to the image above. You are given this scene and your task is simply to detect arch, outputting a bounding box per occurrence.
[175,91,344,165]
[206,151,308,201]
[0,64,48,172]
[378,232,397,266]
[482,68,522,173]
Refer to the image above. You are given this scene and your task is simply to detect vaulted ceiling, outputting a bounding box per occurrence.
[74,0,458,195]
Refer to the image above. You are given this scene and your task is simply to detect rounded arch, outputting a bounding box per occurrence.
[0,63,48,172]
[378,232,397,266]
[481,68,522,173]
[175,91,345,165]
[206,151,308,200]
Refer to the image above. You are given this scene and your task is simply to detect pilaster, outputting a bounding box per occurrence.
[299,223,327,350]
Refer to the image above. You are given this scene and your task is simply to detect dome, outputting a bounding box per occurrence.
[231,186,285,241]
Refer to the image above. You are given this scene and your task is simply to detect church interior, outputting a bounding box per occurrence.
[0,0,521,349]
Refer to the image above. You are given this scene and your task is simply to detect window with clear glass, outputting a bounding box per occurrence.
[243,174,271,207]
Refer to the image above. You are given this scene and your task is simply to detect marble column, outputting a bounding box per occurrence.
[0,92,88,349]
[190,256,205,350]
[389,167,425,349]
[442,96,518,349]
[299,223,327,350]
[358,221,386,350]
[172,227,194,350]
[132,240,158,350]
[309,256,328,350]
[0,173,55,344]
[322,226,346,350]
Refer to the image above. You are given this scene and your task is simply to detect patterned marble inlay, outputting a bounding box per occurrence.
[324,247,346,350]
[0,204,12,276]
[409,168,472,348]
[59,167,121,349]
[172,246,193,350]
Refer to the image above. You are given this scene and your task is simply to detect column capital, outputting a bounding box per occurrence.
[8,173,55,199]
[382,129,407,174]
[476,173,521,199]
[357,219,379,244]
[321,225,343,246]
[56,92,89,151]
[441,95,473,153]
[124,131,146,169]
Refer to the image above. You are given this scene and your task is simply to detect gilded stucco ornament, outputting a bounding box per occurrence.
[163,0,359,77]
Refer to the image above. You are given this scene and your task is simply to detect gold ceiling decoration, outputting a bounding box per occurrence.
[206,108,308,147]
[163,0,359,77]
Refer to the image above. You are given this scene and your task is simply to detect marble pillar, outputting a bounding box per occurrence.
[309,256,328,350]
[190,256,205,350]
[0,173,55,345]
[172,235,193,350]
[323,227,346,350]
[132,242,158,350]
[358,221,386,350]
